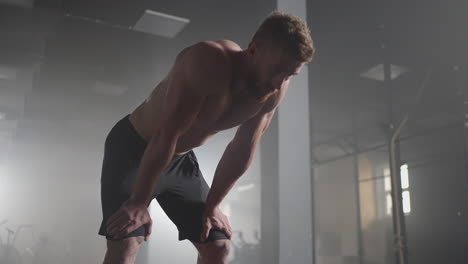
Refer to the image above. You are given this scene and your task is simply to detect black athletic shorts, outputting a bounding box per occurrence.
[98,114,229,243]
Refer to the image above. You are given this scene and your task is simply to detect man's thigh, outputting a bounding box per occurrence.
[156,152,229,243]
[98,115,149,240]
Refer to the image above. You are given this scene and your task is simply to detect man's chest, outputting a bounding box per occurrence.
[195,91,266,132]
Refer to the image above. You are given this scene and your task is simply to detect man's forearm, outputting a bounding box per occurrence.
[130,132,178,204]
[205,141,256,211]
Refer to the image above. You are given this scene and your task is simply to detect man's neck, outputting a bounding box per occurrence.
[229,50,252,94]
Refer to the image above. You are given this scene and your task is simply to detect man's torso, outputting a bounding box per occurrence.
[128,40,281,155]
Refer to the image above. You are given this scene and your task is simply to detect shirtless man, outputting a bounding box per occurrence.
[98,11,315,264]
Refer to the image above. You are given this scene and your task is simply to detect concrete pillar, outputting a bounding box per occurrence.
[276,1,313,263]
[261,2,313,262]
[260,113,280,264]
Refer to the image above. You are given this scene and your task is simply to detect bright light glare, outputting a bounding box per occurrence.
[402,190,411,214]
[400,164,409,189]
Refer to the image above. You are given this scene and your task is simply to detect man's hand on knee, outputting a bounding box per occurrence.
[106,200,153,240]
[200,207,232,242]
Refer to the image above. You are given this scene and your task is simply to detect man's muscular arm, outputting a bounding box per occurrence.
[200,83,289,241]
[106,42,231,240]
[200,107,277,241]
[205,109,276,211]
[204,82,289,213]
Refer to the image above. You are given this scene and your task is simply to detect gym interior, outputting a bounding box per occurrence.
[0,0,466,263]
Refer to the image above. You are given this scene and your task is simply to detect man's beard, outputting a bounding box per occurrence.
[245,70,275,101]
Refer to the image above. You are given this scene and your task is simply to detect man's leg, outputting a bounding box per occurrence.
[155,151,231,263]
[192,239,231,264]
[102,236,145,264]
[99,115,154,263]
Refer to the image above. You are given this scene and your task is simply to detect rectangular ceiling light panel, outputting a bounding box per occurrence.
[134,9,190,38]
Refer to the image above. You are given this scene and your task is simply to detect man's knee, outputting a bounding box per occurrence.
[103,236,145,264]
[196,239,231,260]
[107,236,144,250]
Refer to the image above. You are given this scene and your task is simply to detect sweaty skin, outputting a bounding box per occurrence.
[106,39,304,240]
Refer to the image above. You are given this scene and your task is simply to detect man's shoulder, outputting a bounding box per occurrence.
[183,40,229,56]
[213,39,242,51]
[176,41,234,93]
[184,40,240,61]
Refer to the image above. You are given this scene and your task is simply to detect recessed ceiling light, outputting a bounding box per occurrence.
[360,64,409,82]
[134,10,190,38]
